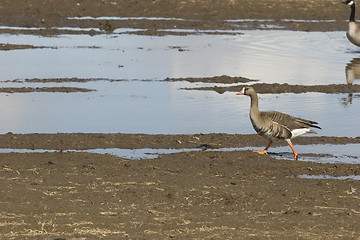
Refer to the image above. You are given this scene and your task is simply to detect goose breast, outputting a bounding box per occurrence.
[250,111,293,141]
[347,22,360,46]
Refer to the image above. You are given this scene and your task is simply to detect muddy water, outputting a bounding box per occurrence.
[80,143,360,164]
[1,143,359,164]
[0,30,359,137]
[298,174,360,180]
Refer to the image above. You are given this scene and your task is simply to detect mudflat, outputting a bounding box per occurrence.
[0,0,353,33]
[0,0,359,239]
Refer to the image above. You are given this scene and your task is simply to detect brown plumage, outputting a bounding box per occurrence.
[237,87,321,160]
[343,0,360,47]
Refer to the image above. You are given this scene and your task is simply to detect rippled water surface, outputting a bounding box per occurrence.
[0,30,359,137]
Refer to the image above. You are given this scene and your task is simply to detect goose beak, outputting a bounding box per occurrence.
[236,88,245,95]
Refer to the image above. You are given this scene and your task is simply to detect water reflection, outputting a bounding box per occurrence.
[341,93,353,105]
[0,31,352,83]
[345,58,360,85]
[343,58,360,105]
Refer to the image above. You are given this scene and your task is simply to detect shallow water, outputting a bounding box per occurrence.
[0,143,359,164]
[297,174,360,181]
[0,84,357,136]
[87,143,360,164]
[0,30,356,82]
[0,30,359,138]
[261,143,360,164]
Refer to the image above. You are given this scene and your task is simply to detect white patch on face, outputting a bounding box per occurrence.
[349,1,354,5]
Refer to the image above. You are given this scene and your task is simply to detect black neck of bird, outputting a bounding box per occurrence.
[350,3,355,22]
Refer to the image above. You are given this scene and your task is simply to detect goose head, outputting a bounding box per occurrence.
[236,86,256,96]
[343,0,354,5]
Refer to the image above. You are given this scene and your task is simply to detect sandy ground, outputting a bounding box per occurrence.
[0,0,360,239]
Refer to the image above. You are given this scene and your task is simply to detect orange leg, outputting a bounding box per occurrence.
[286,139,299,160]
[253,141,273,155]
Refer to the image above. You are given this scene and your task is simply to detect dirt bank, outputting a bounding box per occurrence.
[0,43,46,51]
[3,77,359,94]
[185,83,360,94]
[1,133,360,150]
[0,133,359,239]
[166,75,257,84]
[0,0,353,36]
[0,1,359,239]
[0,87,94,93]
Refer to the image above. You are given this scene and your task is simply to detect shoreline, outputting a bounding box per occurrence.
[0,1,359,239]
[0,0,352,36]
[1,133,359,150]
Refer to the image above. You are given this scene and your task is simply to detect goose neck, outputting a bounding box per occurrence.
[249,92,260,116]
[350,3,356,22]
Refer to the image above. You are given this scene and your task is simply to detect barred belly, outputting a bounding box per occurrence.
[251,120,291,141]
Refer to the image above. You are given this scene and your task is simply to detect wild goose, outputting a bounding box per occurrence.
[236,87,321,160]
[343,0,360,46]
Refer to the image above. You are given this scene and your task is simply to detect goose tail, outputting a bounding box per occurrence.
[291,128,318,138]
[295,118,321,130]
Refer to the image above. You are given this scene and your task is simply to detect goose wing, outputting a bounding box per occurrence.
[263,111,321,130]
[257,112,293,140]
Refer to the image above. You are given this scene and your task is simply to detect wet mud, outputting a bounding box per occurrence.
[1,133,360,239]
[182,81,360,94]
[1,0,360,239]
[0,133,360,239]
[0,0,351,36]
[0,87,94,93]
[4,77,360,94]
[166,75,257,84]
[1,132,360,239]
[0,43,46,51]
[1,133,360,150]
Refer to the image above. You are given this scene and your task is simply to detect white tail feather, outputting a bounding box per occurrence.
[291,128,318,138]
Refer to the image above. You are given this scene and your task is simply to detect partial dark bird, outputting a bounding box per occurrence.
[343,0,360,46]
